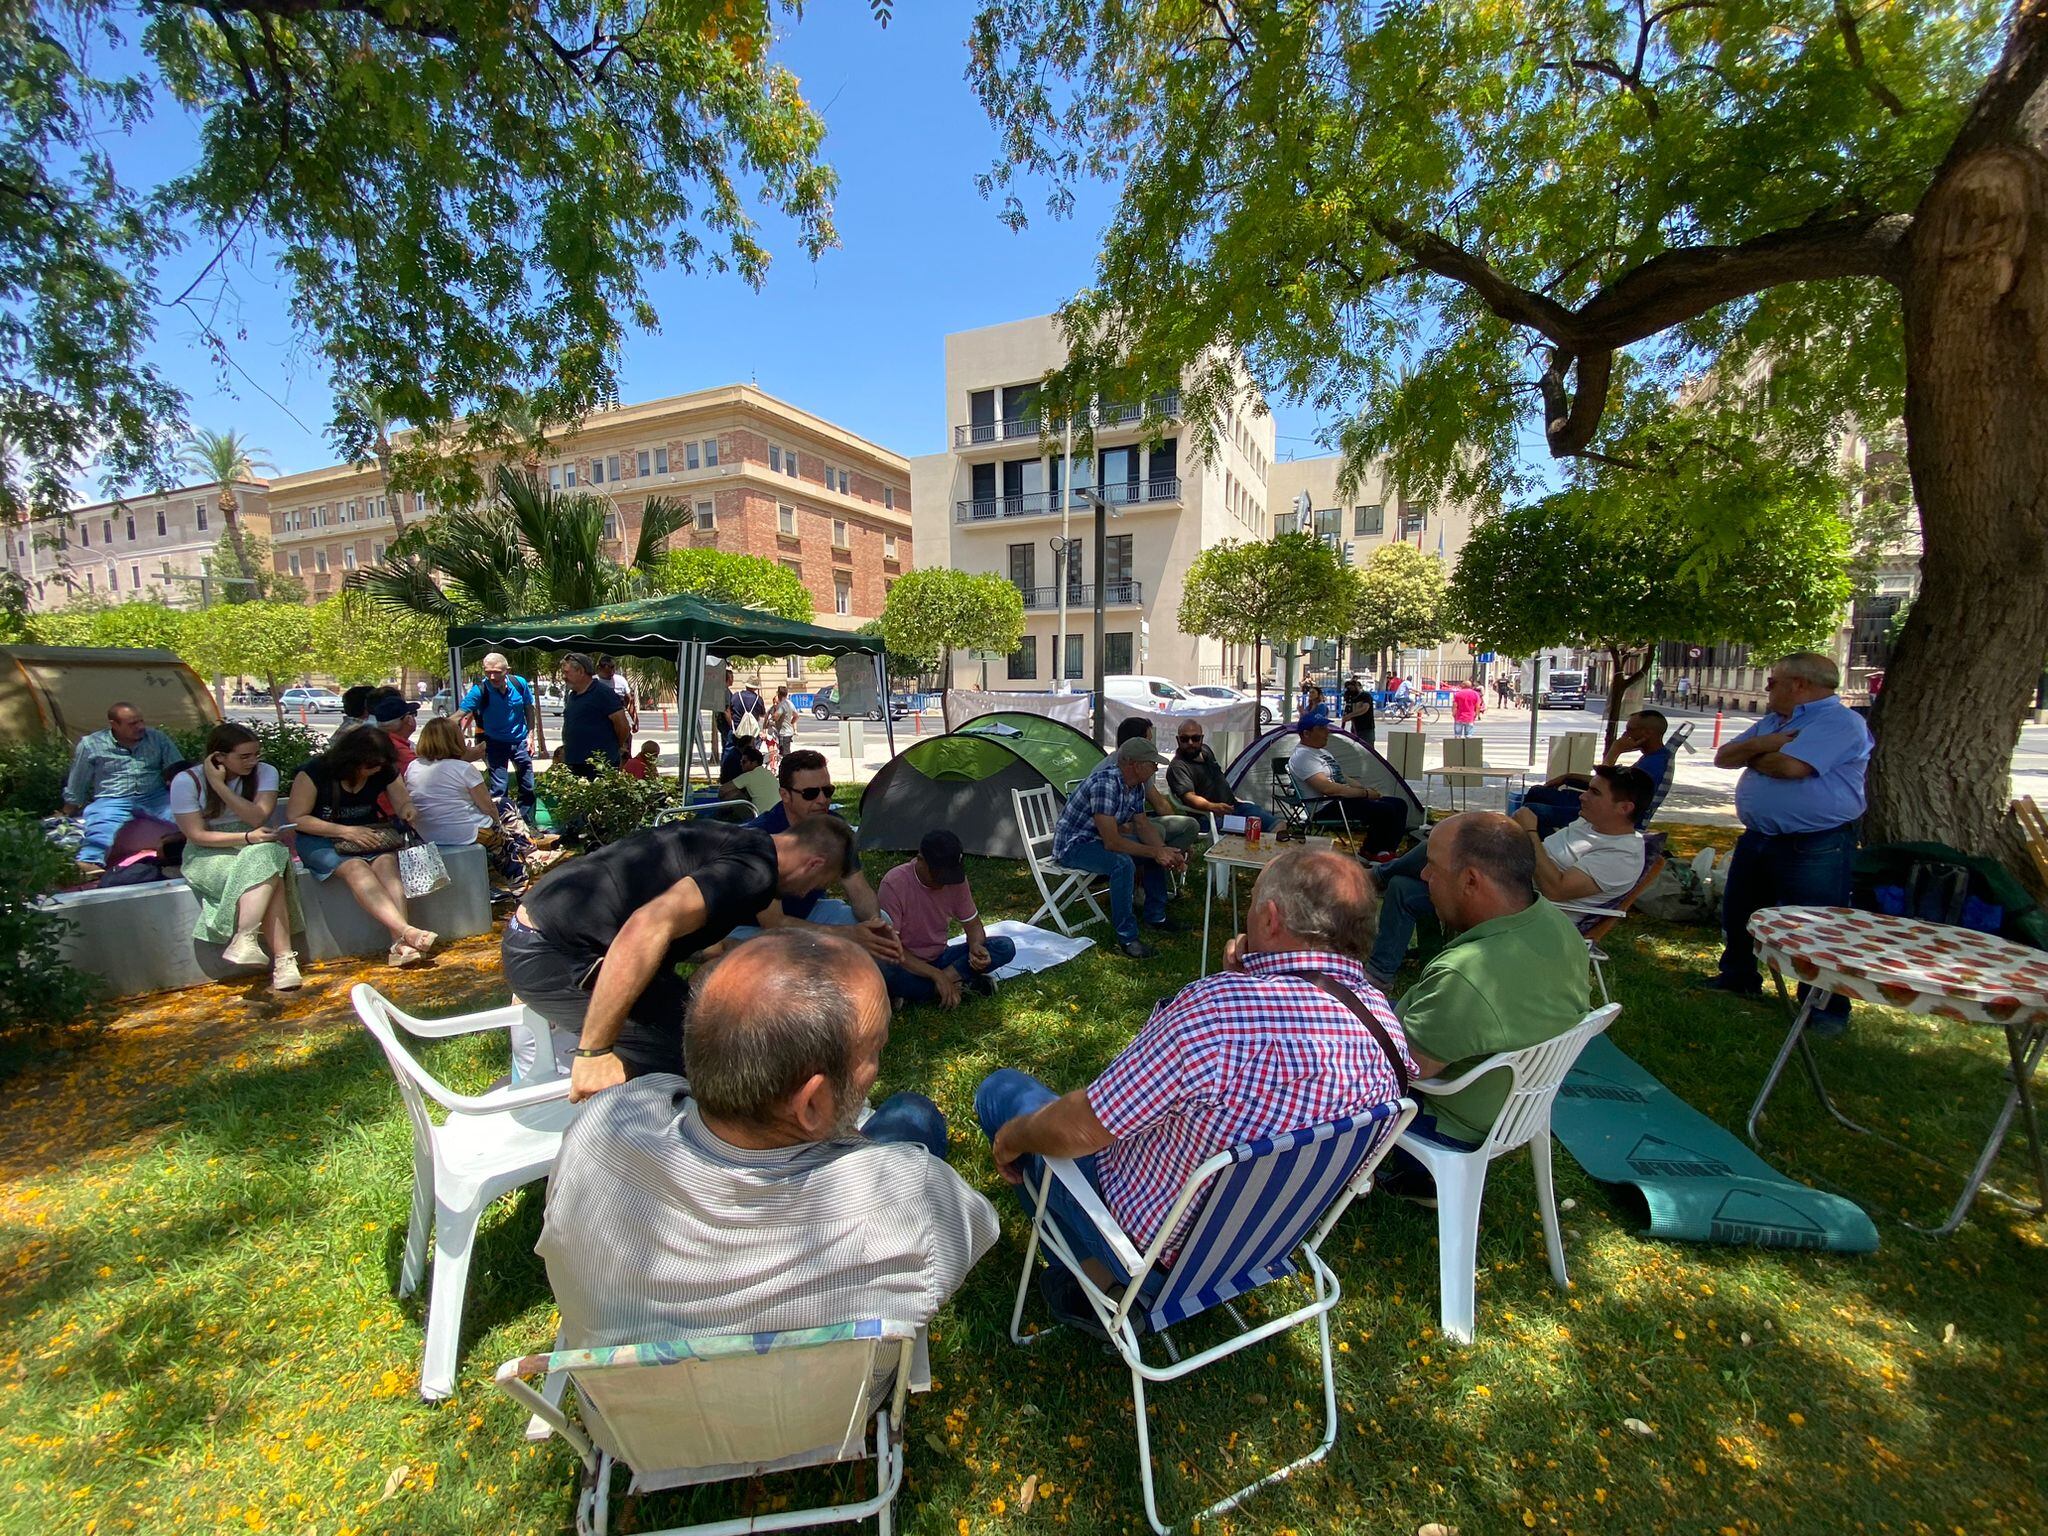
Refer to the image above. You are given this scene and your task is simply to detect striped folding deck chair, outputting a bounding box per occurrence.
[1007,1099,1416,1534]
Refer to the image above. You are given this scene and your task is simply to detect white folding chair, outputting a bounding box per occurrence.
[351,984,580,1400]
[1011,785,1108,936]
[1396,1003,1621,1344]
[1009,1100,1416,1534]
[497,1320,918,1536]
[1554,836,1667,1004]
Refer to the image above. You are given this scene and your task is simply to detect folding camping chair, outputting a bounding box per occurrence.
[1396,1004,1620,1344]
[1269,763,1352,839]
[1555,834,1668,1003]
[1011,784,1108,936]
[497,1320,918,1536]
[1008,1100,1416,1534]
[352,985,580,1400]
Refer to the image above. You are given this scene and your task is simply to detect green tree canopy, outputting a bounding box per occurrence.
[648,548,814,625]
[202,529,303,605]
[1449,480,1852,737]
[1348,545,1450,663]
[880,569,1026,690]
[24,598,187,652]
[178,602,314,725]
[3,1,865,523]
[311,596,444,686]
[1179,533,1357,709]
[967,1,2048,855]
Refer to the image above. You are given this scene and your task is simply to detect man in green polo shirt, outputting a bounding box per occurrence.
[1393,811,1589,1169]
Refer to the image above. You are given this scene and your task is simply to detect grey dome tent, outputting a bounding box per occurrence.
[857,712,1106,859]
[1224,725,1426,832]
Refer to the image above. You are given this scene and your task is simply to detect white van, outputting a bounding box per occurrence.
[1103,674,1195,708]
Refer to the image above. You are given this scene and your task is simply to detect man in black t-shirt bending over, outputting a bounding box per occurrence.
[503,815,856,1101]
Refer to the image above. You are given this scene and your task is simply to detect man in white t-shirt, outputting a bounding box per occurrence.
[1283,709,1408,852]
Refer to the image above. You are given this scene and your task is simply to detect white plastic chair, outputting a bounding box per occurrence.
[496,1320,917,1536]
[1010,1100,1415,1534]
[1396,1003,1621,1344]
[1011,785,1108,936]
[351,984,581,1400]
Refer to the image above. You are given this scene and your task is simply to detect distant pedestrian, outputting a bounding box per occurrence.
[1451,682,1484,738]
[768,685,799,764]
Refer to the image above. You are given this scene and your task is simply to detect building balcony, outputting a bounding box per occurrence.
[1013,580,1143,610]
[951,390,1182,449]
[955,477,1184,525]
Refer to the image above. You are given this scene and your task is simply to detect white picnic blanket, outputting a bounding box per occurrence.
[981,919,1095,979]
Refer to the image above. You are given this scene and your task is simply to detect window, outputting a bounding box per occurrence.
[785,656,804,679]
[196,501,209,530]
[125,515,135,540]
[590,457,606,485]
[1354,503,1383,536]
[1008,635,1038,681]
[654,446,669,474]
[838,468,850,496]
[884,486,895,510]
[314,549,328,574]
[130,564,141,589]
[1008,543,1036,590]
[821,460,834,488]
[80,523,89,547]
[84,571,93,593]
[769,445,782,473]
[778,503,796,536]
[681,441,698,470]
[637,449,651,477]
[780,558,802,579]
[1401,503,1427,536]
[372,542,386,562]
[695,500,715,531]
[785,445,801,478]
[703,438,718,466]
[311,505,323,528]
[102,519,112,543]
[832,518,849,548]
[884,534,898,561]
[1104,533,1134,591]
[414,491,426,513]
[1063,634,1084,680]
[606,454,620,482]
[342,546,357,571]
[288,553,301,577]
[106,562,117,590]
[834,578,851,616]
[156,510,167,536]
[1103,631,1134,675]
[603,512,621,540]
[564,463,578,487]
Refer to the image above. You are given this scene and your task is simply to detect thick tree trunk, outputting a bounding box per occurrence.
[1870,143,2048,863]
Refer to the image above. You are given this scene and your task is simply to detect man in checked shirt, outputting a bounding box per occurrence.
[976,847,1414,1330]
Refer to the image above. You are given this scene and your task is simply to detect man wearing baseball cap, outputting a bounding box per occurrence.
[874,830,1018,1008]
[1049,737,1190,959]
[1285,708,1409,854]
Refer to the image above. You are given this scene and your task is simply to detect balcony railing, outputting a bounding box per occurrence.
[952,390,1182,448]
[955,477,1183,524]
[1012,580,1143,611]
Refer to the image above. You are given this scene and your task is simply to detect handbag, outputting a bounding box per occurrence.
[397,838,451,898]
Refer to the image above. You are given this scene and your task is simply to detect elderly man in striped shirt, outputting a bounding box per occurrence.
[976,847,1413,1330]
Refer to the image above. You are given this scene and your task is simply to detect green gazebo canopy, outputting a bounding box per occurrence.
[445,591,885,661]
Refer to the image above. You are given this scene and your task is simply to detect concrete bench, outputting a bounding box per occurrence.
[48,842,494,998]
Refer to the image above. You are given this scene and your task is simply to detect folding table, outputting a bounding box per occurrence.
[1198,832,1339,974]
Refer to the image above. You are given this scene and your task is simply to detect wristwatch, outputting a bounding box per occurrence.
[571,1047,615,1059]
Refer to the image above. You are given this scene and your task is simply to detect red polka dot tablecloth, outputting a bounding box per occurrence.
[1748,906,2048,1026]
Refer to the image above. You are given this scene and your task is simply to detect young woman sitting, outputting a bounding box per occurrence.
[285,728,439,967]
[171,723,303,991]
[405,717,530,896]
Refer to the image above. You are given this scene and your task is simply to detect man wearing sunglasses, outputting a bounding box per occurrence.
[739,750,904,966]
[1164,722,1273,830]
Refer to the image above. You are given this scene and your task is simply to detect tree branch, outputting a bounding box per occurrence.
[1834,1,1909,119]
[182,0,461,44]
[1370,216,1582,342]
[1946,0,2048,163]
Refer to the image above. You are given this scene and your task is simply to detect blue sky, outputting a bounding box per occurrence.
[116,6,1351,484]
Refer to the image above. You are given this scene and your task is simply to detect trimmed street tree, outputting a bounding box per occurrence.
[1449,487,1853,742]
[179,602,314,726]
[649,549,814,625]
[27,599,188,653]
[880,569,1026,693]
[969,1,2047,858]
[1179,533,1358,719]
[1348,545,1451,677]
[311,596,444,688]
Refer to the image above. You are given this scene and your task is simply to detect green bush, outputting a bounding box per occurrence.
[168,720,326,778]
[0,811,97,1042]
[536,762,687,848]
[0,734,77,818]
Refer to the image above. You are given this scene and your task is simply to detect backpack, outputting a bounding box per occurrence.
[1854,841,2048,950]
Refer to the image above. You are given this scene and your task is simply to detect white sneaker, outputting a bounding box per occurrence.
[223,931,268,967]
[271,952,303,991]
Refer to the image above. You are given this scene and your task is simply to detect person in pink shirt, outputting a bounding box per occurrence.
[1451,682,1485,738]
[874,830,1017,1008]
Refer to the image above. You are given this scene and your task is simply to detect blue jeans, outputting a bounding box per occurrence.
[1369,873,1437,981]
[1056,839,1166,944]
[880,935,1018,1004]
[1717,823,1859,1022]
[78,788,172,865]
[727,897,857,946]
[974,1069,1135,1284]
[1520,783,1585,837]
[862,1092,951,1162]
[1453,721,1476,737]
[484,736,536,817]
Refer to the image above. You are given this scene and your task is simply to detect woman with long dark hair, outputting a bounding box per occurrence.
[285,726,439,966]
[172,722,303,989]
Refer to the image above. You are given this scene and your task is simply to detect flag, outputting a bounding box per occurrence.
[1435,526,1445,560]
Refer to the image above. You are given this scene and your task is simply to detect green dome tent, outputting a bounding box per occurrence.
[857,712,1105,859]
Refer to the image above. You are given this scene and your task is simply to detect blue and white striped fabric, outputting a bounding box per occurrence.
[1144,1103,1405,1332]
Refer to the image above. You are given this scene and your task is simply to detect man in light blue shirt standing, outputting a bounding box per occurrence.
[457,651,540,819]
[1699,651,1872,1031]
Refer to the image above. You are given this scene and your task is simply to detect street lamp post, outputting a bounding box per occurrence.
[1048,534,1081,694]
[1076,488,1112,744]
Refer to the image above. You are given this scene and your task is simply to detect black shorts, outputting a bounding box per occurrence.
[500,919,687,1079]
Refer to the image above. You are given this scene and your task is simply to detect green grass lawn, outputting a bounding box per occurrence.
[4,827,2046,1536]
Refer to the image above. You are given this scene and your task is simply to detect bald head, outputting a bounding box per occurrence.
[1246,847,1378,960]
[1422,811,1536,932]
[106,702,146,746]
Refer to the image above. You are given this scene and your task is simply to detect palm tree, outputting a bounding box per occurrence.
[345,388,407,537]
[180,429,277,596]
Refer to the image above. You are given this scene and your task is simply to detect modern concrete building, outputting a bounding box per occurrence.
[266,385,913,634]
[3,481,273,611]
[927,314,1275,688]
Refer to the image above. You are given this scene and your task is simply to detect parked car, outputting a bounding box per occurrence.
[810,685,909,722]
[1102,674,1197,710]
[1541,669,1588,710]
[230,686,272,707]
[278,686,346,713]
[1186,683,1279,729]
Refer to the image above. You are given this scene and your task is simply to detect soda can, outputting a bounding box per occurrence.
[1246,817,1261,845]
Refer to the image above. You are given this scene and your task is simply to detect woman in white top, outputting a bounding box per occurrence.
[171,723,303,990]
[407,717,529,895]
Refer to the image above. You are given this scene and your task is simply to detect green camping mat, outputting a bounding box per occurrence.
[1553,1036,1879,1254]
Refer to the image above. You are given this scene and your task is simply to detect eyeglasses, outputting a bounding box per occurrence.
[1178,733,1204,743]
[795,784,836,801]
